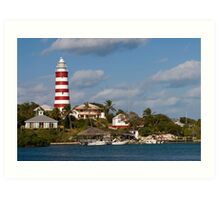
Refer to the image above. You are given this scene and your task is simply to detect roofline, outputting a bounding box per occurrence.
[25,120,58,123]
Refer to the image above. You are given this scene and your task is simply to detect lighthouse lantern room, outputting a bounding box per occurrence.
[54,57,70,111]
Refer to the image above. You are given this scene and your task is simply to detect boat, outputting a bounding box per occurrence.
[145,139,157,144]
[87,141,106,146]
[112,140,129,145]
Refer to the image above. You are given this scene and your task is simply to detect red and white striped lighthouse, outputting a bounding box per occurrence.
[54,57,70,111]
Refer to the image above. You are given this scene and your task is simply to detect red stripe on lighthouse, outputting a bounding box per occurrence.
[56,72,68,77]
[55,96,70,100]
[55,81,69,85]
[55,89,69,92]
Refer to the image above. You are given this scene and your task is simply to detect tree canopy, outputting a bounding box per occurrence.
[17,102,39,127]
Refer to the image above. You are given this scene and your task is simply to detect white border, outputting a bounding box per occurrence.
[4,20,215,179]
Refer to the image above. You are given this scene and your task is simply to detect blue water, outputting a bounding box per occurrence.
[17,143,201,161]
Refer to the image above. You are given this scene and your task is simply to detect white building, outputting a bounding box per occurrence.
[111,114,129,128]
[174,120,185,127]
[71,103,106,119]
[25,110,58,129]
[34,105,53,112]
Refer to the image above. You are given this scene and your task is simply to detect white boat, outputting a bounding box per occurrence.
[87,141,106,146]
[112,140,128,145]
[145,139,157,144]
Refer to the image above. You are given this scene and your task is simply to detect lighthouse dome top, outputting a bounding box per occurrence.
[59,57,65,63]
[56,57,67,68]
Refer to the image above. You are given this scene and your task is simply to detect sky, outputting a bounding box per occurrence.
[17,38,201,119]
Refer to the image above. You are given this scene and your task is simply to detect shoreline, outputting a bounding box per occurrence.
[50,141,201,145]
[50,142,81,145]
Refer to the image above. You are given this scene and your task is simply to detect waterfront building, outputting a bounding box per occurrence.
[111,113,129,129]
[25,110,58,129]
[77,127,111,143]
[71,103,106,119]
[54,57,70,111]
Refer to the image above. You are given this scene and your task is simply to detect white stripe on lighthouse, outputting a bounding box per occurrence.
[55,92,69,96]
[56,68,68,72]
[54,100,70,104]
[55,85,69,89]
[56,77,68,82]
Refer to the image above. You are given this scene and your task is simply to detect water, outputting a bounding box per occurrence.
[18,143,201,161]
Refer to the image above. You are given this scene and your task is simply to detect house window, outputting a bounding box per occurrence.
[39,122,44,128]
[39,111,44,115]
[49,123,53,128]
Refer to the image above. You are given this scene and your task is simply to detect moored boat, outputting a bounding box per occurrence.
[145,139,157,144]
[112,140,129,145]
[87,141,106,146]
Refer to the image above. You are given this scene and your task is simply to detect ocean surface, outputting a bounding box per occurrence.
[18,143,201,161]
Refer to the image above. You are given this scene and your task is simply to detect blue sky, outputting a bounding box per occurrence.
[18,38,201,119]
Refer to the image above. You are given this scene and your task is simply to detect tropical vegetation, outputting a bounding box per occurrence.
[17,101,201,147]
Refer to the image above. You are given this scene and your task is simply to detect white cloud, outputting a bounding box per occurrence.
[42,38,148,56]
[18,83,47,95]
[71,70,105,88]
[69,90,85,104]
[18,83,53,105]
[185,86,201,98]
[145,97,179,108]
[151,60,200,87]
[91,87,140,101]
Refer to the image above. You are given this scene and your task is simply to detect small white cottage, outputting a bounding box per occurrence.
[111,113,129,128]
[25,110,58,129]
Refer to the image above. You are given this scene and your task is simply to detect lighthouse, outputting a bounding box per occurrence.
[54,57,70,111]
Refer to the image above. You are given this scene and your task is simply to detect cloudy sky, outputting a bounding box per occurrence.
[18,38,201,119]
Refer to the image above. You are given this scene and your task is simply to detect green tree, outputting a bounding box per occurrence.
[49,108,61,121]
[142,112,182,135]
[139,127,154,136]
[143,107,152,118]
[180,117,196,124]
[63,104,72,129]
[126,111,142,131]
[17,102,39,128]
[104,100,116,123]
[73,119,89,129]
[94,118,109,128]
[104,100,116,115]
[116,109,126,115]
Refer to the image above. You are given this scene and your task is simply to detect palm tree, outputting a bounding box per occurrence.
[103,100,116,123]
[84,102,90,110]
[63,104,72,129]
[104,100,116,115]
